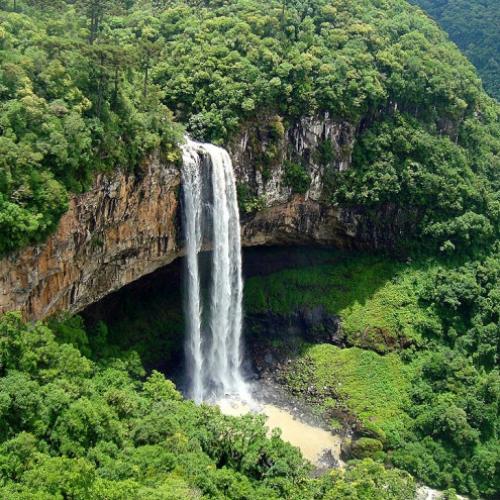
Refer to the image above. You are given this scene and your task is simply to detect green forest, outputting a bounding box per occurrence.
[0,311,420,499]
[410,0,499,100]
[0,0,498,255]
[0,1,499,499]
[244,248,499,497]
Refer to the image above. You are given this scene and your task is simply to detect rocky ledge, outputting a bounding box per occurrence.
[0,114,390,321]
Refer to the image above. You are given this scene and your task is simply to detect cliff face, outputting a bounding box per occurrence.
[0,115,381,321]
[0,155,180,320]
[229,112,355,205]
[232,114,364,248]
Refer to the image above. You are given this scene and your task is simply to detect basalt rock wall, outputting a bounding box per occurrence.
[0,154,181,320]
[0,115,397,321]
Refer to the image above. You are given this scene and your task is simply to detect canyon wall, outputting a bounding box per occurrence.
[0,115,392,321]
[0,154,181,320]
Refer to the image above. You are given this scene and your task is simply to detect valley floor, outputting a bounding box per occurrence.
[78,246,499,499]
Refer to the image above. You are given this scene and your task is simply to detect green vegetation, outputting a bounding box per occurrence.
[83,285,185,372]
[281,343,499,497]
[0,0,183,253]
[245,247,499,497]
[350,438,384,460]
[410,0,499,100]
[245,252,437,351]
[393,348,499,497]
[284,161,311,194]
[0,0,498,256]
[103,246,499,498]
[0,0,498,498]
[314,139,336,167]
[281,345,413,440]
[0,312,418,499]
[237,183,266,214]
[332,113,499,254]
[318,459,416,499]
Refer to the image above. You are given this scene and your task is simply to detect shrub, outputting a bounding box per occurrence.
[283,161,311,195]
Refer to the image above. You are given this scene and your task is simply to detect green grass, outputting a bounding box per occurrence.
[283,344,414,443]
[244,252,435,442]
[244,252,440,351]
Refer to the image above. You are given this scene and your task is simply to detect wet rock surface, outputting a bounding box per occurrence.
[247,306,344,346]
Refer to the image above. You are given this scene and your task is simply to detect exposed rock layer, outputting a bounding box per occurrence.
[247,306,344,347]
[0,116,381,321]
[0,155,180,320]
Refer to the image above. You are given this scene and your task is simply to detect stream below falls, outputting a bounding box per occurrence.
[214,380,344,470]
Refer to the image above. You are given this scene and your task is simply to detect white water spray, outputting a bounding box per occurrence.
[181,143,204,403]
[181,138,249,403]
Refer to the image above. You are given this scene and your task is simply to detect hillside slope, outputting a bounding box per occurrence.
[0,0,498,256]
[411,0,499,100]
[0,2,498,498]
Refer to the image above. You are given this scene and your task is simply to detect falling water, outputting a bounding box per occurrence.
[181,142,204,403]
[181,138,249,403]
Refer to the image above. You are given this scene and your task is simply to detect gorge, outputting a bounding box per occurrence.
[0,114,366,322]
[0,110,497,500]
[0,1,498,498]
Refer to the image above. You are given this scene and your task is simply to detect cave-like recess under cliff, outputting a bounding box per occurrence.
[0,115,404,322]
[80,246,342,381]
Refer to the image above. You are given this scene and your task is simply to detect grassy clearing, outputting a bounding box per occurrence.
[244,251,439,351]
[282,344,414,443]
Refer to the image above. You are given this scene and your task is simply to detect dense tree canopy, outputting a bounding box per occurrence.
[0,0,498,255]
[0,312,418,499]
[0,1,498,497]
[243,246,499,497]
[410,0,499,100]
[0,0,183,253]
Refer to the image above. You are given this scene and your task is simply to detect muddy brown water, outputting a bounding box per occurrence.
[216,394,343,467]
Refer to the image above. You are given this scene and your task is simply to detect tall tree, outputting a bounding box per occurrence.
[78,0,113,44]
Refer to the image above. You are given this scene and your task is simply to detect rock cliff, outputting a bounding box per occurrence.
[0,154,180,320]
[0,115,384,321]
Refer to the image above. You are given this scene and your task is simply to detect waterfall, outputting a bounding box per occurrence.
[181,138,249,403]
[181,143,204,403]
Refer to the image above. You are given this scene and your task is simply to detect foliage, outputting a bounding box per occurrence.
[314,139,336,167]
[391,348,500,498]
[350,438,384,459]
[419,249,500,369]
[280,344,499,498]
[284,160,311,195]
[245,250,438,351]
[237,183,266,214]
[410,0,499,100]
[0,312,417,499]
[83,278,185,371]
[0,1,182,253]
[150,0,498,253]
[281,344,413,442]
[245,247,499,497]
[316,459,416,500]
[332,113,499,254]
[0,0,498,256]
[0,0,498,497]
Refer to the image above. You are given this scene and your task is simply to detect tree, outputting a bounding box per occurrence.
[79,0,114,44]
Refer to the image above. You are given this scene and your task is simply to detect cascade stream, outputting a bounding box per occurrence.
[181,138,249,403]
